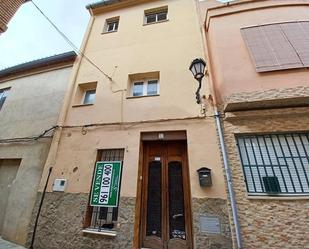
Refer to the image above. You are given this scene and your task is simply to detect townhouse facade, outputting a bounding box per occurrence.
[30,0,233,249]
[0,0,28,34]
[0,52,76,246]
[199,0,309,248]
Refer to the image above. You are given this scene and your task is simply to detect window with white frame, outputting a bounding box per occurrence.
[144,7,168,24]
[104,17,119,33]
[237,133,309,195]
[132,79,159,97]
[83,89,96,104]
[0,88,10,111]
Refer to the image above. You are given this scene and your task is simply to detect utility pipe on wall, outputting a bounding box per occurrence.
[214,109,243,249]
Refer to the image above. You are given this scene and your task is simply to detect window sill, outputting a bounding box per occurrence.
[143,19,169,26]
[72,103,94,108]
[247,194,309,200]
[82,228,117,237]
[101,30,118,35]
[127,94,159,99]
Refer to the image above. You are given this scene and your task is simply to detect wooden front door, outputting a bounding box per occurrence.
[141,141,193,249]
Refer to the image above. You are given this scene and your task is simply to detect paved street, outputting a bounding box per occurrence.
[0,238,26,249]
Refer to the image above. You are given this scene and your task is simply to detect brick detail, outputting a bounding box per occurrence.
[0,0,24,33]
[222,108,309,248]
[225,86,309,103]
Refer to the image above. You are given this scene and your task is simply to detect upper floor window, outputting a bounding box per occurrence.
[128,72,160,98]
[83,89,96,105]
[144,6,168,24]
[73,82,97,107]
[241,21,309,72]
[0,88,10,111]
[104,17,119,33]
[132,80,159,97]
[237,133,309,196]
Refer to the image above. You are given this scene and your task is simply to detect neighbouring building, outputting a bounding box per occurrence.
[0,0,28,34]
[199,0,309,248]
[0,51,76,246]
[30,0,233,248]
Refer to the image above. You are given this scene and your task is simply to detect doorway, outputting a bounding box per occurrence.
[140,140,193,249]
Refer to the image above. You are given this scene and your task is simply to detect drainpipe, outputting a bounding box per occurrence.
[214,109,243,249]
[193,0,243,245]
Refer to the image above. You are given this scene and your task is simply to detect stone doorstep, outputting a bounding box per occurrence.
[0,237,26,249]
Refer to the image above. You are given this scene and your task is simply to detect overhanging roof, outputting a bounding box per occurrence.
[0,51,77,80]
[86,0,121,10]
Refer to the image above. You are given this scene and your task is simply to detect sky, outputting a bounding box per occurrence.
[0,0,92,70]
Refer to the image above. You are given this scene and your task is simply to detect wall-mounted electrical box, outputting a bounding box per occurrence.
[53,179,67,192]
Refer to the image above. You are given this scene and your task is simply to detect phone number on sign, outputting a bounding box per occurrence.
[99,164,113,204]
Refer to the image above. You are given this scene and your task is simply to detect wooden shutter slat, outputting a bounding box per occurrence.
[262,24,303,70]
[279,22,309,67]
[241,26,278,72]
[241,23,304,72]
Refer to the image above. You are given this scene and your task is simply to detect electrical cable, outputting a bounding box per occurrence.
[0,114,226,144]
[0,126,58,144]
[30,0,113,81]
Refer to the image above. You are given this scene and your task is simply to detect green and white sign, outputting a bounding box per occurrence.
[90,161,122,207]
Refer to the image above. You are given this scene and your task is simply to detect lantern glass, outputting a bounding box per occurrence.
[189,58,206,80]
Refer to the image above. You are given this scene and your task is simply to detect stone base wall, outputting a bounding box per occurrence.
[192,198,232,249]
[223,108,309,248]
[27,193,232,249]
[27,192,136,249]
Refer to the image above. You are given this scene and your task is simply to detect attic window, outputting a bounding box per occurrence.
[104,17,119,33]
[144,6,168,24]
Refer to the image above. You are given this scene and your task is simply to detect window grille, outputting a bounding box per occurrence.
[85,149,124,230]
[237,133,309,195]
[241,21,309,72]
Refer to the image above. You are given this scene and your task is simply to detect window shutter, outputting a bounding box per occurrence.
[280,22,309,67]
[241,26,279,72]
[241,23,304,72]
[262,24,303,70]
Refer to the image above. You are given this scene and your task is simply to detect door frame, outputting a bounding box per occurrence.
[133,131,193,249]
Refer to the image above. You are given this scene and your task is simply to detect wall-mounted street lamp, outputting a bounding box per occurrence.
[189,58,206,104]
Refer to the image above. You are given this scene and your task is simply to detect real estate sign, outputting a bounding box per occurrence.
[90,161,122,207]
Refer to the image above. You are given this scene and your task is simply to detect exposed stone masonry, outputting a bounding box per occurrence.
[27,193,136,249]
[223,107,309,248]
[225,86,309,104]
[192,198,232,249]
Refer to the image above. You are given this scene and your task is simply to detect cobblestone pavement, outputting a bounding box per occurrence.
[0,238,26,249]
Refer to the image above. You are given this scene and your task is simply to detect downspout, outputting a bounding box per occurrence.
[193,1,243,248]
[214,109,243,249]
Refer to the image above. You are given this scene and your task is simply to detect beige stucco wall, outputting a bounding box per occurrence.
[199,0,309,104]
[66,0,205,126]
[0,66,73,245]
[47,118,226,199]
[0,67,73,139]
[41,0,227,199]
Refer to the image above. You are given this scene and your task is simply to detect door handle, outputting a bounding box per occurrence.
[172,213,183,219]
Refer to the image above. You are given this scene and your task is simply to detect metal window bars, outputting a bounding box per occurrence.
[89,149,124,230]
[237,133,309,195]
